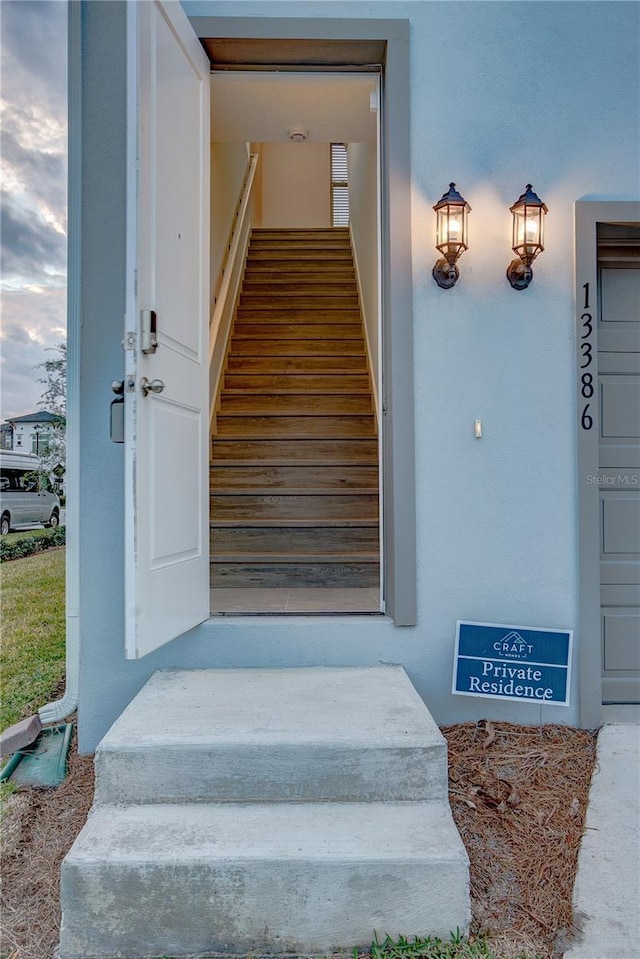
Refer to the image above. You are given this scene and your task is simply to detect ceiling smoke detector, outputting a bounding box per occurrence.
[288,128,308,142]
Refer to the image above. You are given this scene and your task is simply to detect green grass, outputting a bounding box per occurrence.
[0,548,66,731]
[368,933,499,959]
[157,932,538,959]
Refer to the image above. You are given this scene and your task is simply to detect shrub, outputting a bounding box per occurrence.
[0,527,66,563]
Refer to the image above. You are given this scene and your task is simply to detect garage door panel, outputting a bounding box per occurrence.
[598,352,640,374]
[600,269,640,322]
[600,378,640,438]
[598,329,640,353]
[598,445,640,468]
[601,492,640,554]
[601,561,640,585]
[601,583,640,606]
[603,610,640,671]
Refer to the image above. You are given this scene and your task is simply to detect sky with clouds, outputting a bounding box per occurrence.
[1,0,68,422]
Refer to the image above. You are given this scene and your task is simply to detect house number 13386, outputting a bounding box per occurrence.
[580,283,594,430]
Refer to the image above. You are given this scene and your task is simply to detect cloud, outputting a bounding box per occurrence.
[0,289,66,420]
[1,194,67,285]
[1,0,67,422]
[1,1,67,116]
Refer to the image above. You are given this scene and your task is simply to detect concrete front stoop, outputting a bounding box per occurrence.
[59,667,470,958]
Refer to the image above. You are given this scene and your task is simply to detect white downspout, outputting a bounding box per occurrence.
[39,0,81,724]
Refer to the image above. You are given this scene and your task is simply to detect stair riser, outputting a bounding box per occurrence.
[211,439,378,463]
[223,373,371,391]
[210,465,378,489]
[211,494,379,520]
[211,561,379,588]
[232,324,363,338]
[241,292,359,302]
[244,265,356,276]
[215,416,376,437]
[251,228,350,237]
[219,395,372,414]
[249,240,352,250]
[211,526,379,552]
[61,805,469,958]
[247,252,354,262]
[225,355,368,373]
[229,339,364,355]
[244,275,357,285]
[234,318,362,336]
[95,747,446,805]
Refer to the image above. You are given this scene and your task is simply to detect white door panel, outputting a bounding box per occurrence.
[125,0,210,659]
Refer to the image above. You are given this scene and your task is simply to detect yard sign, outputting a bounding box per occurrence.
[452,621,573,706]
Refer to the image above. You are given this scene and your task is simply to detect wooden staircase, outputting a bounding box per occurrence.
[210,227,379,590]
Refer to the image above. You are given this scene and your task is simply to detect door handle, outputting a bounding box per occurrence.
[140,377,165,397]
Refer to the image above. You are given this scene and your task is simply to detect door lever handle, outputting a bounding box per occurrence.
[140,377,165,397]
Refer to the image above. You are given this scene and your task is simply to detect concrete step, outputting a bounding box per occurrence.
[60,799,470,959]
[94,667,449,805]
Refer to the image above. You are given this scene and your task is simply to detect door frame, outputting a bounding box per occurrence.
[575,198,640,727]
[191,16,416,626]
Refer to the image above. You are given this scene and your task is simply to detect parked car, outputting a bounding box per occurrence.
[0,450,61,534]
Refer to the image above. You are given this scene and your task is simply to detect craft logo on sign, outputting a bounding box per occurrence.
[452,621,573,706]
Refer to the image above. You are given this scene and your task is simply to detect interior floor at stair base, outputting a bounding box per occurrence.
[210,586,381,614]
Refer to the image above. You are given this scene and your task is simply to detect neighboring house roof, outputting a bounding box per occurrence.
[7,411,64,425]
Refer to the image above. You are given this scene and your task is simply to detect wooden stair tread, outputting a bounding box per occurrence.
[211,461,377,468]
[210,440,378,465]
[211,552,379,563]
[235,316,362,324]
[210,465,377,481]
[222,389,371,395]
[232,328,363,339]
[223,374,371,390]
[226,357,368,372]
[243,268,356,276]
[211,518,378,528]
[212,488,376,497]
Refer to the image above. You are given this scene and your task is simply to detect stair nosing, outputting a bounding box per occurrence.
[210,518,379,528]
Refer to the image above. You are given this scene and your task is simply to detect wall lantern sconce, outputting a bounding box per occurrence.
[507,184,548,290]
[432,183,471,289]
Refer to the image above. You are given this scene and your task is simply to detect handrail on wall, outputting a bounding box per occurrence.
[209,153,259,428]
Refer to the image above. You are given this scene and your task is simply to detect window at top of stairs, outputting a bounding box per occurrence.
[331,143,349,227]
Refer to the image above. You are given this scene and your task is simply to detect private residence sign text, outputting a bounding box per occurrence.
[452,621,573,706]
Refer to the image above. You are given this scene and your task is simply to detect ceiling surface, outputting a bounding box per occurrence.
[211,72,378,144]
[201,37,386,70]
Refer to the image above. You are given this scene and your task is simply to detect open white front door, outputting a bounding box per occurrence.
[124,0,210,658]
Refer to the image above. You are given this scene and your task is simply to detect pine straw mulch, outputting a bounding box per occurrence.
[1,731,94,959]
[0,720,598,959]
[443,720,598,959]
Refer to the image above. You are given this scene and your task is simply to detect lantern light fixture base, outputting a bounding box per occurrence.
[507,259,533,290]
[433,258,460,289]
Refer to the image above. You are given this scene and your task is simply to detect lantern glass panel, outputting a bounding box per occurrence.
[512,204,545,262]
[437,204,467,258]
